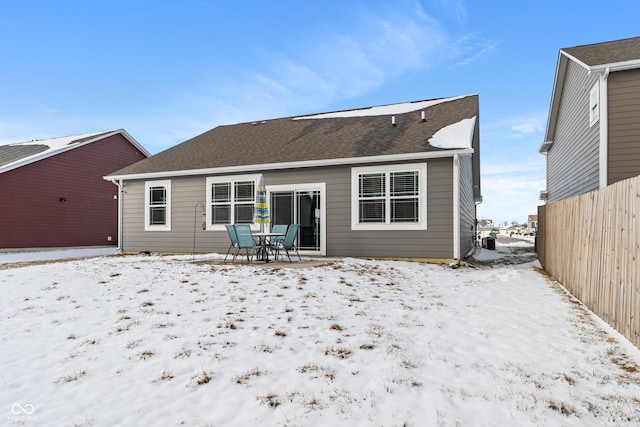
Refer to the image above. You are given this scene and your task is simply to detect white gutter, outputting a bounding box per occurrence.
[110,178,124,251]
[104,148,474,181]
[599,67,610,188]
[453,154,460,260]
[589,59,640,74]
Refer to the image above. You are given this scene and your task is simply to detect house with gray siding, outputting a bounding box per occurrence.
[105,94,481,261]
[540,36,640,203]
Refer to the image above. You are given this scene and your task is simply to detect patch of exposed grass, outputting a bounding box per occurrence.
[232,367,264,385]
[55,369,87,383]
[324,346,352,359]
[329,323,343,331]
[256,392,281,408]
[192,369,214,385]
[139,350,154,360]
[298,364,336,382]
[159,370,174,381]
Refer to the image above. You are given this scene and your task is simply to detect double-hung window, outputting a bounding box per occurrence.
[145,180,171,231]
[351,163,427,230]
[206,175,259,230]
[589,82,599,126]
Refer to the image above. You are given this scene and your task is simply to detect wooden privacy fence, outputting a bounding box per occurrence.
[538,175,640,349]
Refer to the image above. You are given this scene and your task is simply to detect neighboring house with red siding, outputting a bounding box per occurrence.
[0,130,149,249]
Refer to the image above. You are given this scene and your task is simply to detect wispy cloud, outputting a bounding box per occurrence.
[449,33,498,67]
[483,112,547,140]
[238,2,450,112]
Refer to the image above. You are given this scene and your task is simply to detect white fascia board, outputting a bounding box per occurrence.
[104,148,474,181]
[588,59,640,73]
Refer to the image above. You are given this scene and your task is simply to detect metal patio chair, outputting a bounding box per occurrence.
[267,223,301,262]
[233,224,259,263]
[224,224,240,262]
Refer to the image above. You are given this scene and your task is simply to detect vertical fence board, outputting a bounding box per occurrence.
[538,175,640,349]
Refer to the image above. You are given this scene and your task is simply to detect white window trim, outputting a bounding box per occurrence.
[206,174,261,231]
[351,163,427,231]
[589,81,600,127]
[144,180,171,231]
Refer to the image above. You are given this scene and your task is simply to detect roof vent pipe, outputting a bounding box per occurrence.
[391,116,396,127]
[421,111,426,122]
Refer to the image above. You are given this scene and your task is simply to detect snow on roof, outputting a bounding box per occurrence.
[292,95,469,120]
[428,116,476,149]
[12,130,110,150]
[0,130,116,173]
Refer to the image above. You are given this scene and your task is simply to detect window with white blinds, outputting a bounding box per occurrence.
[206,175,260,230]
[351,164,427,230]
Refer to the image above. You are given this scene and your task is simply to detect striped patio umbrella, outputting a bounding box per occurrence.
[253,175,270,232]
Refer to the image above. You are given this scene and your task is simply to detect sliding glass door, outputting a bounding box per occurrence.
[269,184,324,253]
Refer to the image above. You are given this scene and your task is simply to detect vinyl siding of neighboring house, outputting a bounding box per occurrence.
[608,68,640,184]
[546,60,601,203]
[0,133,147,248]
[120,158,458,259]
[458,154,476,257]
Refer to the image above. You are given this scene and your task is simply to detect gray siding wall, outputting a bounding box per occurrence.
[121,158,456,258]
[608,68,640,184]
[458,154,476,257]
[546,60,601,202]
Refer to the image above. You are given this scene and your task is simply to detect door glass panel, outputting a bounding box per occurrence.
[297,191,320,250]
[270,189,321,252]
[271,192,294,226]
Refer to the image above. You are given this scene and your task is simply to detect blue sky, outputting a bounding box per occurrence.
[2,0,639,224]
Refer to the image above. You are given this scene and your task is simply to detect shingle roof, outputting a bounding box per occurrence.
[110,94,478,177]
[0,130,149,174]
[562,36,640,67]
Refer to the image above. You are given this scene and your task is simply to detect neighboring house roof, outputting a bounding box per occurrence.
[107,94,478,180]
[477,219,493,228]
[528,215,538,222]
[562,37,640,69]
[0,129,150,174]
[500,224,524,231]
[541,36,640,152]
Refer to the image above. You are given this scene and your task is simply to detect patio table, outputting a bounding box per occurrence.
[253,232,285,262]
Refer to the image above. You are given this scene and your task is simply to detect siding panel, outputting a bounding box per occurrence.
[458,154,476,257]
[546,61,600,202]
[608,68,640,184]
[122,159,456,258]
[0,134,147,248]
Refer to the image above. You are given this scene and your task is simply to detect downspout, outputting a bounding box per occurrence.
[453,154,460,260]
[599,67,610,188]
[110,178,124,252]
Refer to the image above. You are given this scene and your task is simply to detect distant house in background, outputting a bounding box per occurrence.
[527,215,538,235]
[540,36,640,203]
[500,223,525,236]
[106,94,481,261]
[477,219,493,237]
[0,130,149,249]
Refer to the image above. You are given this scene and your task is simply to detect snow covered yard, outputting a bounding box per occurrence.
[2,247,640,426]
